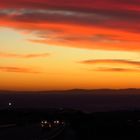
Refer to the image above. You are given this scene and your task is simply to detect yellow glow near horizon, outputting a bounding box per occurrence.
[0,26,140,91]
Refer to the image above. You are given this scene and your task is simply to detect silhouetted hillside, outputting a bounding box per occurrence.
[0,89,140,112]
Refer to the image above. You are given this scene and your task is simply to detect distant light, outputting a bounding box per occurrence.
[41,120,48,124]
[8,102,12,106]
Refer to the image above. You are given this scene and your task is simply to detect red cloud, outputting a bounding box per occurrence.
[0,0,139,11]
[0,0,140,51]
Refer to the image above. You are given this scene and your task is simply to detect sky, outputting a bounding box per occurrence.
[0,0,140,91]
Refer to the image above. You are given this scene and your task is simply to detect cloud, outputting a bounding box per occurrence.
[0,0,140,51]
[79,59,140,72]
[93,67,140,72]
[79,59,140,67]
[0,0,140,11]
[1,8,140,33]
[0,66,39,73]
[0,52,49,58]
[28,33,125,47]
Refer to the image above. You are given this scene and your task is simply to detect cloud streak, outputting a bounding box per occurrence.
[0,52,49,58]
[0,66,39,73]
[94,67,140,72]
[80,59,140,67]
[80,59,140,73]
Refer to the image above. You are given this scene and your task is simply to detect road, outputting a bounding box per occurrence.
[0,123,66,140]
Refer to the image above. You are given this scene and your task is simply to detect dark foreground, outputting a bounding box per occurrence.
[1,109,140,140]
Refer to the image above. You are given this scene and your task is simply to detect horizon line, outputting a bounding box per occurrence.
[0,88,140,92]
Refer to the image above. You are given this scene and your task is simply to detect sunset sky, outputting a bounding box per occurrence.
[0,0,140,90]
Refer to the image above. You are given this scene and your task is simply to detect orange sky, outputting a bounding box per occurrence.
[0,0,140,90]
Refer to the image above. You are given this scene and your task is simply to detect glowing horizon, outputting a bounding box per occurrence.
[0,0,140,91]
